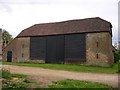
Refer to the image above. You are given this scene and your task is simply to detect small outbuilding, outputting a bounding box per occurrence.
[2,17,114,67]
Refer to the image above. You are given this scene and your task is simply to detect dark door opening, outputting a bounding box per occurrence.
[7,51,12,62]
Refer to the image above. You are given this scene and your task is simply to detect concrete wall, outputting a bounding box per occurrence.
[17,37,30,62]
[86,32,114,67]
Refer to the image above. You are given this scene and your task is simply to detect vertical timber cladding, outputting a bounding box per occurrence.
[65,33,86,63]
[30,35,64,63]
[30,36,46,60]
[30,34,86,64]
[46,35,64,63]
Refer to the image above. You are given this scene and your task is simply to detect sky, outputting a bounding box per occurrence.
[118,1,120,46]
[0,0,119,44]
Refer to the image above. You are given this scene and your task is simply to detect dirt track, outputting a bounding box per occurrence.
[2,65,118,88]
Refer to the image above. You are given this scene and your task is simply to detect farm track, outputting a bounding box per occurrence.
[2,65,119,88]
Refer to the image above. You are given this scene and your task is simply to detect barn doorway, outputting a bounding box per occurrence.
[65,34,86,62]
[7,51,12,62]
[46,35,64,64]
[46,36,57,63]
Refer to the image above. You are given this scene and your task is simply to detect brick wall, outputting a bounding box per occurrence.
[17,37,30,62]
[3,37,30,62]
[2,38,18,62]
[86,32,114,67]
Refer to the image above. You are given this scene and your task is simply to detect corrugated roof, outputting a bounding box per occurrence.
[17,17,112,37]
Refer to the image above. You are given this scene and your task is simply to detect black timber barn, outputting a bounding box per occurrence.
[3,17,114,67]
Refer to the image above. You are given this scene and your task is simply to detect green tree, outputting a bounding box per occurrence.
[2,29,13,46]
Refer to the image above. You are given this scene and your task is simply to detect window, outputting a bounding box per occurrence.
[96,41,98,47]
[22,53,24,58]
[96,53,98,59]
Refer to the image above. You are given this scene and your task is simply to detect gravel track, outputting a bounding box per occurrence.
[2,65,119,88]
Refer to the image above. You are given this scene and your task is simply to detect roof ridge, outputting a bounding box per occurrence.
[35,17,102,25]
[17,17,112,37]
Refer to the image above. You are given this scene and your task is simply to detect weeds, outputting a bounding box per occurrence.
[49,79,113,89]
[1,69,30,89]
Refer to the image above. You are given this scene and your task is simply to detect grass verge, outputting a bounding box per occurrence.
[49,79,113,89]
[1,69,31,89]
[2,62,119,74]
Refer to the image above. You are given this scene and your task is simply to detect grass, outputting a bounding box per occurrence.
[1,69,30,89]
[1,69,114,89]
[2,69,12,79]
[2,69,26,79]
[2,62,119,74]
[49,79,113,89]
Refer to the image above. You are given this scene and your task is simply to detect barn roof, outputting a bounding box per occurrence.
[17,17,112,37]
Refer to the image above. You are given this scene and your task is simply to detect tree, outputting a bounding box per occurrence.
[1,29,13,47]
[113,43,118,50]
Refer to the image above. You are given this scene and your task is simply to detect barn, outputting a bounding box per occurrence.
[2,17,114,67]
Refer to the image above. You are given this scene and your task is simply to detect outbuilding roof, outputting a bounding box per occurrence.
[17,17,112,37]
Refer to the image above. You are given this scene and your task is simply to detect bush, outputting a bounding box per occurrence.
[114,51,120,63]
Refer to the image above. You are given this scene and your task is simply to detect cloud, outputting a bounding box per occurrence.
[0,0,54,5]
[118,1,120,42]
[0,0,119,44]
[0,0,12,13]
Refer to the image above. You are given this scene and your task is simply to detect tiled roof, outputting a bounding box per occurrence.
[17,17,112,37]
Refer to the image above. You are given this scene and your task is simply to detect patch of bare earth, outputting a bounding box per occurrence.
[2,65,118,88]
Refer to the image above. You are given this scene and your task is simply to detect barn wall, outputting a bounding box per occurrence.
[3,32,114,67]
[30,35,65,63]
[17,37,30,62]
[86,32,114,67]
[30,34,86,64]
[30,36,46,63]
[45,35,65,63]
[2,38,18,62]
[64,33,86,64]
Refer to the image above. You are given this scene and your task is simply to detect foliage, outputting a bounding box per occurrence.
[3,81,28,89]
[3,62,119,74]
[49,79,112,89]
[2,69,12,79]
[113,51,120,63]
[11,74,26,78]
[2,29,13,45]
[2,69,30,89]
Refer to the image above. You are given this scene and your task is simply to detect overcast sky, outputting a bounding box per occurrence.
[0,0,119,44]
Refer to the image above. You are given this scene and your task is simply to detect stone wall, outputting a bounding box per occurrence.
[3,37,30,62]
[3,32,114,67]
[86,32,114,67]
[17,37,30,62]
[2,38,18,62]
